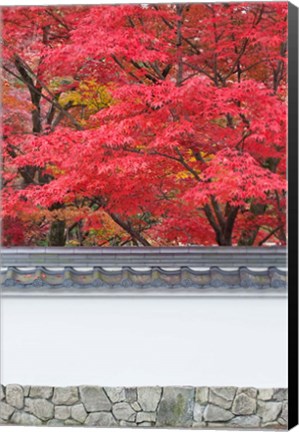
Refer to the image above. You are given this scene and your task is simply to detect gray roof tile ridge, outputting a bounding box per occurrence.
[0,265,287,291]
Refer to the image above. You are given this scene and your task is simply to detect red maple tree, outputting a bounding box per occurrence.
[1,3,287,246]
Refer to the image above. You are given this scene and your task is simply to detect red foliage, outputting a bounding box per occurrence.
[2,3,287,246]
[2,216,25,246]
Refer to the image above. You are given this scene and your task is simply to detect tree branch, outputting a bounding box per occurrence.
[258,225,284,246]
[3,63,83,131]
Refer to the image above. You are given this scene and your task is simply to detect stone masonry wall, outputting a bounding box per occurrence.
[0,385,287,429]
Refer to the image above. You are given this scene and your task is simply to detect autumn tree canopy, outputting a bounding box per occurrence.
[1,3,287,246]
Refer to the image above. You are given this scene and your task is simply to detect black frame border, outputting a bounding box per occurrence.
[0,2,296,429]
[288,2,298,430]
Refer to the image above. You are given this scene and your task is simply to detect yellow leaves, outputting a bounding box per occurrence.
[59,90,80,107]
[176,170,193,179]
[59,79,112,116]
[67,239,80,246]
[45,164,65,176]
[201,151,214,162]
[135,143,146,150]
[175,150,214,179]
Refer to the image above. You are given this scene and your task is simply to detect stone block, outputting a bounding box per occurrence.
[65,418,80,425]
[71,403,88,423]
[54,405,71,420]
[209,387,236,409]
[6,384,24,409]
[277,401,288,426]
[203,404,234,422]
[193,402,204,422]
[236,387,257,399]
[195,387,209,405]
[52,386,79,405]
[157,387,194,427]
[23,386,30,397]
[136,411,156,423]
[113,402,136,421]
[11,411,42,426]
[228,415,261,427]
[105,387,126,403]
[257,401,282,423]
[0,402,15,420]
[262,421,281,428]
[126,387,138,403]
[232,392,256,415]
[25,397,54,421]
[192,421,206,428]
[273,389,288,401]
[85,412,118,426]
[131,401,142,412]
[137,387,162,412]
[47,419,65,426]
[79,385,111,412]
[29,386,53,399]
[258,389,274,401]
[119,420,136,427]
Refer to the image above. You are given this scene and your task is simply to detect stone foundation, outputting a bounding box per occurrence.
[0,385,287,428]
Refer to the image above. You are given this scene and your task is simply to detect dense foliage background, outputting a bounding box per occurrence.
[2,3,287,246]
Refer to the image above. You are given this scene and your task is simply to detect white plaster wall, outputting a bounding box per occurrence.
[0,295,287,387]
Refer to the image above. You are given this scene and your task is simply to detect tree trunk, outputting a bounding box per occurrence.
[238,202,266,246]
[204,201,239,246]
[109,212,151,246]
[48,220,66,246]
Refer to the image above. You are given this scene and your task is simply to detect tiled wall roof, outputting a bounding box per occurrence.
[1,247,287,267]
[1,266,286,292]
[1,248,287,294]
